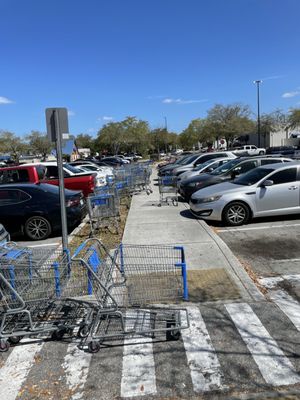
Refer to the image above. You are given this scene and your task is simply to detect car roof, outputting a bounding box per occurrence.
[256,160,300,170]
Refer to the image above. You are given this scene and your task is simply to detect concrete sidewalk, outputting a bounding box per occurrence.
[122,173,263,302]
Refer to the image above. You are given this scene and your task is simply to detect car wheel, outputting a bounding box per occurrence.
[24,216,52,240]
[223,202,250,226]
[259,151,264,155]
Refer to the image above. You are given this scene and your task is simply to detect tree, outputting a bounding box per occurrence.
[288,108,300,130]
[0,131,26,163]
[206,104,255,148]
[26,131,52,160]
[95,117,150,155]
[179,119,211,150]
[75,134,95,152]
[149,128,178,154]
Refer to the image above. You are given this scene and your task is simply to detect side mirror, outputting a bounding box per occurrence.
[206,167,214,173]
[261,179,274,187]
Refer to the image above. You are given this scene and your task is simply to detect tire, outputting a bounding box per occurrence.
[0,340,10,352]
[223,201,250,226]
[24,216,52,240]
[88,341,101,353]
[51,329,66,341]
[259,151,264,155]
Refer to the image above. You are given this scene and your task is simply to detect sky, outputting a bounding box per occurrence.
[1,0,300,137]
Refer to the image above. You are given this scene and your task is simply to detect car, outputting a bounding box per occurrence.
[98,157,125,167]
[189,161,300,226]
[172,151,237,177]
[232,145,266,156]
[115,155,131,163]
[179,156,292,201]
[0,183,86,240]
[266,146,296,156]
[176,157,236,185]
[0,163,99,197]
[69,162,114,186]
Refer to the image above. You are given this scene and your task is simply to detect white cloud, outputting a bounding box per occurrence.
[0,96,14,104]
[68,110,75,116]
[102,116,114,121]
[261,75,286,81]
[147,95,166,100]
[282,91,300,98]
[162,98,207,104]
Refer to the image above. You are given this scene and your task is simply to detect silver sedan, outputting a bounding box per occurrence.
[189,161,300,226]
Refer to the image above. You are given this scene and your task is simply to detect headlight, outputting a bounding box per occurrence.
[188,181,202,187]
[196,195,222,204]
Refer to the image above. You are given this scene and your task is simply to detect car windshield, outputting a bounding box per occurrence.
[180,154,199,166]
[233,167,275,186]
[175,155,193,165]
[210,159,241,175]
[64,164,84,174]
[194,159,217,171]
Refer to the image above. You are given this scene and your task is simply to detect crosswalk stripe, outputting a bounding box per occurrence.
[180,306,225,393]
[226,303,300,386]
[62,342,92,400]
[120,311,157,398]
[0,339,44,400]
[269,290,300,331]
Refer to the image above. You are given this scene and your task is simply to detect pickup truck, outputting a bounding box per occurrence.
[0,163,98,197]
[233,145,266,156]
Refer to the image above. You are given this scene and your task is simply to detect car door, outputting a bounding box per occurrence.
[255,167,299,215]
[0,189,31,233]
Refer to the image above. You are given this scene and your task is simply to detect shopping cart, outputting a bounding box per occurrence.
[87,187,120,235]
[130,164,153,195]
[158,175,178,206]
[71,238,189,353]
[0,243,106,351]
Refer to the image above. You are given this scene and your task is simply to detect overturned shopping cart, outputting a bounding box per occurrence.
[158,175,178,206]
[0,242,109,351]
[71,238,189,353]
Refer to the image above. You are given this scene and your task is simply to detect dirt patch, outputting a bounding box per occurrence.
[69,197,131,255]
[187,268,241,302]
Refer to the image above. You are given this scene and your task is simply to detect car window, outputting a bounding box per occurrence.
[0,169,30,183]
[234,168,275,186]
[269,168,297,185]
[0,189,30,205]
[36,165,47,180]
[232,160,258,174]
[261,159,283,165]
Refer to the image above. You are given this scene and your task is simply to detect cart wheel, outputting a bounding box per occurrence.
[8,336,22,345]
[78,325,90,338]
[166,321,181,341]
[0,340,10,352]
[88,341,101,353]
[158,203,162,207]
[51,329,66,341]
[172,199,178,206]
[146,190,151,195]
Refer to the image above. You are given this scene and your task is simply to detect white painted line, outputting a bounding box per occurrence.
[0,340,44,400]
[269,290,300,331]
[27,243,59,248]
[218,223,300,232]
[62,342,92,400]
[180,306,224,393]
[226,303,300,386]
[120,312,156,398]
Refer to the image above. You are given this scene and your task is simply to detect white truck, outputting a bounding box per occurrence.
[233,145,266,156]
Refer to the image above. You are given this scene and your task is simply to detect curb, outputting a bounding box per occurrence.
[198,218,264,302]
[68,215,90,246]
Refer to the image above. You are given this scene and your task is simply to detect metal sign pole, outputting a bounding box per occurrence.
[53,110,68,251]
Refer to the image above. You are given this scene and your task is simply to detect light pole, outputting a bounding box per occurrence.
[254,80,262,147]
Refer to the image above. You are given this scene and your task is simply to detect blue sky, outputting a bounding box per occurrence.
[1,0,300,136]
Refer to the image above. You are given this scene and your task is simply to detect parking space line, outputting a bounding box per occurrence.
[120,312,156,398]
[180,306,225,393]
[218,223,300,232]
[269,290,300,331]
[0,340,44,400]
[259,274,300,289]
[226,303,300,386]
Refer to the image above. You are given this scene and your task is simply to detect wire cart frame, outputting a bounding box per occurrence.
[158,175,178,206]
[71,238,189,353]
